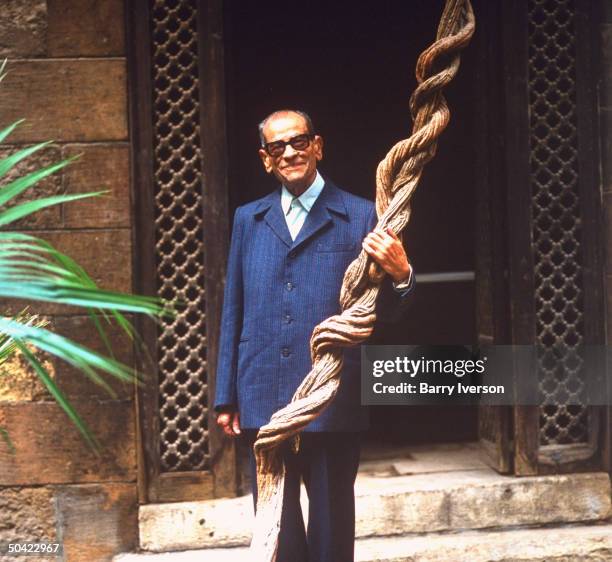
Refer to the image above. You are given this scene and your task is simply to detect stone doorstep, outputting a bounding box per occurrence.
[358,441,487,474]
[114,522,612,562]
[138,471,611,553]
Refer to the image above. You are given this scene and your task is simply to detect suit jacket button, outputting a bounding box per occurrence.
[288,250,296,258]
[282,347,290,357]
[286,282,293,291]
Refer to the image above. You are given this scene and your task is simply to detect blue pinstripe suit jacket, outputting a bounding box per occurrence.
[214,180,414,431]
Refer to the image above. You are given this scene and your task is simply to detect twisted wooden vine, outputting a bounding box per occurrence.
[250,2,475,559]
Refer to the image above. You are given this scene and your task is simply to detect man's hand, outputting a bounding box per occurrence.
[216,408,241,437]
[362,227,411,283]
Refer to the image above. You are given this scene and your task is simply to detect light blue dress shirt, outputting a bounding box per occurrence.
[281,170,326,240]
[280,171,413,293]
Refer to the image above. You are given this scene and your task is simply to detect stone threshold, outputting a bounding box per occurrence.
[137,442,612,553]
[115,521,612,561]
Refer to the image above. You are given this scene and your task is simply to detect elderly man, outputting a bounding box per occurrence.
[214,109,414,562]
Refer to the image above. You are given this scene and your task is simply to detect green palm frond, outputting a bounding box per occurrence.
[0,59,7,84]
[0,191,108,227]
[0,234,170,316]
[0,154,79,208]
[15,339,101,452]
[0,319,146,383]
[0,139,51,180]
[0,308,48,368]
[0,105,174,452]
[0,120,26,147]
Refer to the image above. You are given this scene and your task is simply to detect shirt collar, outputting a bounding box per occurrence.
[280,170,325,215]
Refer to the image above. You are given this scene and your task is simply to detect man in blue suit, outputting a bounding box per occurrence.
[214,109,414,562]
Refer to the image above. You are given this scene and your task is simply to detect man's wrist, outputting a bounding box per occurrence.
[215,404,236,416]
[392,263,413,288]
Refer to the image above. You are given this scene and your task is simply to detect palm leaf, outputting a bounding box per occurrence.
[0,281,164,312]
[0,328,19,366]
[15,340,101,453]
[0,308,48,367]
[0,58,8,84]
[0,140,53,180]
[0,231,41,242]
[0,120,25,146]
[0,318,146,406]
[0,155,79,207]
[88,309,116,361]
[0,236,168,316]
[0,191,107,226]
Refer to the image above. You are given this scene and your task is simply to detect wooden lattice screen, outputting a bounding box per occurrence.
[128,0,234,502]
[476,0,606,475]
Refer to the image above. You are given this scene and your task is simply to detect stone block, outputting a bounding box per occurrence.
[0,342,55,402]
[1,228,133,316]
[0,482,137,562]
[0,486,56,546]
[448,472,611,530]
[0,0,47,58]
[139,496,254,552]
[44,227,133,298]
[0,60,127,143]
[47,0,125,57]
[62,144,131,228]
[0,144,63,230]
[55,482,137,562]
[46,315,136,401]
[0,400,136,485]
[355,486,448,538]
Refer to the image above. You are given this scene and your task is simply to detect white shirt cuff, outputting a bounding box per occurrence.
[392,263,413,292]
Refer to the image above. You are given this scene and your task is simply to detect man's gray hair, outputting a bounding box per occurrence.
[258,109,315,146]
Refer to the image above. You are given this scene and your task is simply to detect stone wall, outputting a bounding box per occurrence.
[0,1,138,560]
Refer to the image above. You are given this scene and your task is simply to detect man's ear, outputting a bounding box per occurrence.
[258,148,273,174]
[313,135,324,161]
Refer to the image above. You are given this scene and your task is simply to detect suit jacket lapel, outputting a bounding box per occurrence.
[292,181,347,250]
[259,188,292,248]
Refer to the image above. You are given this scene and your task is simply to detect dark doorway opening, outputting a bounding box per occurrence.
[223,0,478,446]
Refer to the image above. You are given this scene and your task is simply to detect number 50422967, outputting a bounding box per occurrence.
[3,542,63,556]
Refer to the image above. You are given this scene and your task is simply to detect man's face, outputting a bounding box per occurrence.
[258,112,323,194]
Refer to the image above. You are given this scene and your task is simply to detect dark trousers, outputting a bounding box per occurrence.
[243,431,361,562]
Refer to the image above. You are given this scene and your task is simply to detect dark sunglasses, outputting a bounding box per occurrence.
[263,133,315,157]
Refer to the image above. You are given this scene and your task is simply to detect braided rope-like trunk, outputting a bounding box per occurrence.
[250,2,475,559]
